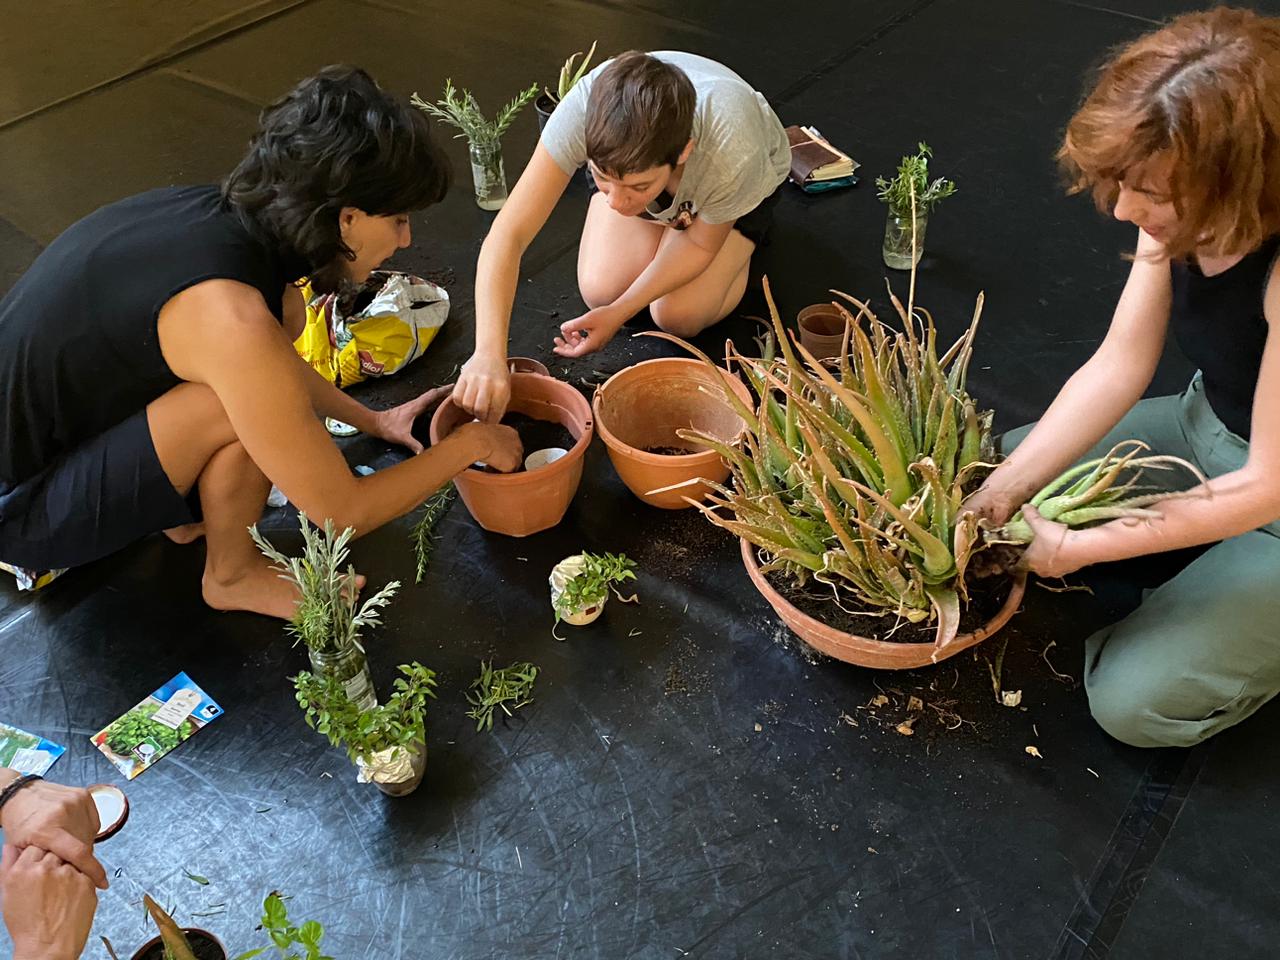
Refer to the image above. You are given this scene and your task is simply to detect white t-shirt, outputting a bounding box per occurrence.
[541,51,790,226]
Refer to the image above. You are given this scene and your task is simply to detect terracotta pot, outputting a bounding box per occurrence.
[593,357,754,509]
[797,303,848,360]
[430,372,593,536]
[509,356,549,377]
[130,929,226,960]
[375,741,427,797]
[741,539,1026,669]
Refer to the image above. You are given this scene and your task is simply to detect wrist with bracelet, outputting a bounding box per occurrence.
[0,773,43,826]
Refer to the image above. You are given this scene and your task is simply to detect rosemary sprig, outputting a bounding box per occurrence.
[465,661,539,732]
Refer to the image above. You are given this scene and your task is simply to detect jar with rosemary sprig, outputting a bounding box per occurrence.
[412,80,539,211]
[251,514,400,711]
[875,141,956,270]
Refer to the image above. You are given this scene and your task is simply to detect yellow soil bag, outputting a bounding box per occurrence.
[294,269,449,388]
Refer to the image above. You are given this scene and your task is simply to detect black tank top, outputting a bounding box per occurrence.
[0,185,306,485]
[1169,235,1280,440]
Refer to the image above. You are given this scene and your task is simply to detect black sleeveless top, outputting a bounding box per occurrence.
[0,185,306,486]
[1169,235,1280,440]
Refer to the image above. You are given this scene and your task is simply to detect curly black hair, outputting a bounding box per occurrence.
[222,65,450,297]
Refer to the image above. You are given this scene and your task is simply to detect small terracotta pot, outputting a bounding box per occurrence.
[430,372,593,536]
[509,356,549,377]
[375,741,427,797]
[797,304,848,361]
[593,357,754,509]
[130,929,226,960]
[741,539,1026,669]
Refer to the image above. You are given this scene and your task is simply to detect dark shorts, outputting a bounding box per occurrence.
[0,410,198,571]
[585,180,782,248]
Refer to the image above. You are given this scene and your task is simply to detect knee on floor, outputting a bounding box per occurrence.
[650,300,714,339]
[1086,661,1223,749]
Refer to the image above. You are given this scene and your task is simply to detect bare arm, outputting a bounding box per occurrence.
[553,216,733,358]
[1045,255,1280,571]
[158,280,518,534]
[974,229,1173,517]
[455,144,573,422]
[612,218,731,316]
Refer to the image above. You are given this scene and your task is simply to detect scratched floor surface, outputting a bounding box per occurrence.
[1,2,1277,958]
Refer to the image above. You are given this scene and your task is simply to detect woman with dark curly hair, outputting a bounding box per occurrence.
[968,8,1280,747]
[0,65,521,618]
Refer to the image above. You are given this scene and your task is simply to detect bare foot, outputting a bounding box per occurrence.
[164,522,206,544]
[202,564,366,620]
[202,562,300,619]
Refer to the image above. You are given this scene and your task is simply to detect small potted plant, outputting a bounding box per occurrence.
[252,515,399,712]
[106,894,227,960]
[549,551,637,628]
[411,80,538,210]
[534,42,598,131]
[234,891,331,960]
[875,142,956,269]
[294,662,438,797]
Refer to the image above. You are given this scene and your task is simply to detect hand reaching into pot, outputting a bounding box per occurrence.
[453,353,512,424]
[457,422,523,473]
[372,384,453,454]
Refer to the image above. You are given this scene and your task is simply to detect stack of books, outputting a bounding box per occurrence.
[786,125,860,193]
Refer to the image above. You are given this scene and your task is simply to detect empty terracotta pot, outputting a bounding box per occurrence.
[593,357,754,509]
[509,356,549,376]
[430,372,593,536]
[741,539,1026,669]
[797,303,848,360]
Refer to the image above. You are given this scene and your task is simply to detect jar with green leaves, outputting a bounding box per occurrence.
[251,515,400,711]
[412,80,538,211]
[875,142,956,270]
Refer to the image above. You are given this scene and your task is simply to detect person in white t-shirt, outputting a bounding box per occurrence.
[452,50,791,422]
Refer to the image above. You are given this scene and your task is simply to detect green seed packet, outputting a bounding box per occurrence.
[91,672,223,780]
[0,721,66,775]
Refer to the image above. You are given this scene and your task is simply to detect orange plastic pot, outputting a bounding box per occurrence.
[593,357,754,509]
[797,303,848,360]
[741,539,1026,669]
[430,372,593,536]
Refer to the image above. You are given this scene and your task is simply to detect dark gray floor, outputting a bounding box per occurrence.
[1,2,1277,958]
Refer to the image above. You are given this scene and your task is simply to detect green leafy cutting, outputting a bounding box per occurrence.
[410,483,455,584]
[411,80,538,145]
[554,552,637,624]
[465,661,539,732]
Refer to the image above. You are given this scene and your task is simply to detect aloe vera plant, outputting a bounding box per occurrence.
[653,270,1205,657]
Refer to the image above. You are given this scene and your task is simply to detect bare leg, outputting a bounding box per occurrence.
[195,441,300,618]
[648,227,755,337]
[146,383,302,619]
[577,192,664,308]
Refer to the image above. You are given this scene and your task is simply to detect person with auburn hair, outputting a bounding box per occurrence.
[967,8,1280,747]
[0,65,521,619]
[452,51,791,422]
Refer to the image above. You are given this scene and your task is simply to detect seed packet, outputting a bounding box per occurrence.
[91,673,223,780]
[0,721,66,776]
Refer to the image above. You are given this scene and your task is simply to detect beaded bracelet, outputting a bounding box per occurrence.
[0,773,43,823]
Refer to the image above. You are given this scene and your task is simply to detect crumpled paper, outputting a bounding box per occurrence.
[356,744,414,785]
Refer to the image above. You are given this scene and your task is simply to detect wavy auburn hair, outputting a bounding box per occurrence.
[222,65,450,296]
[1060,7,1280,259]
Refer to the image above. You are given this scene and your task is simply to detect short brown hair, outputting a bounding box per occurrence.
[1060,7,1280,259]
[584,51,696,176]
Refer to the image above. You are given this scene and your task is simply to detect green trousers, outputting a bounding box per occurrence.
[1003,374,1280,748]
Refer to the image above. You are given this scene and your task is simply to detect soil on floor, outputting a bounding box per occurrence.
[766,569,1013,645]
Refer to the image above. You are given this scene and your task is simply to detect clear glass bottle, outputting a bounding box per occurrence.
[469,139,508,211]
[309,643,377,711]
[882,207,929,270]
